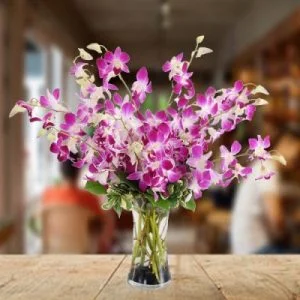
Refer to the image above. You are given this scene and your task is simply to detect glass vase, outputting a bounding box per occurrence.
[128,201,171,288]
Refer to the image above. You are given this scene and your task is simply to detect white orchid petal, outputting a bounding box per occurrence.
[9,104,26,118]
[47,132,57,142]
[37,128,47,138]
[78,48,93,60]
[196,35,205,45]
[29,98,39,106]
[252,85,269,95]
[87,43,102,53]
[53,103,68,112]
[196,47,213,58]
[254,98,269,106]
[271,154,287,166]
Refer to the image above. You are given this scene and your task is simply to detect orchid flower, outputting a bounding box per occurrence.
[9,36,284,213]
[132,67,152,105]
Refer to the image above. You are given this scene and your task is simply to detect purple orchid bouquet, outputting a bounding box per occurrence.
[10,36,285,287]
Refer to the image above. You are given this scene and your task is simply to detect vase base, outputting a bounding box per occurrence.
[128,278,171,289]
[128,265,171,289]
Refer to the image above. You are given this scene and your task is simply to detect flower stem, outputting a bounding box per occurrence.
[131,206,168,283]
[118,74,132,97]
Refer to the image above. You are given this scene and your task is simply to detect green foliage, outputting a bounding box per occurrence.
[98,174,196,217]
[154,199,171,211]
[102,182,137,217]
[84,125,96,137]
[85,181,107,195]
[181,198,196,212]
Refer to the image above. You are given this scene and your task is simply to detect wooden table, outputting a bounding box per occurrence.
[0,255,299,300]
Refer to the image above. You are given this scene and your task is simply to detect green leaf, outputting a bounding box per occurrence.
[168,196,179,209]
[85,126,96,137]
[85,181,107,195]
[113,204,122,218]
[102,201,114,210]
[182,199,196,212]
[120,194,133,211]
[155,199,171,211]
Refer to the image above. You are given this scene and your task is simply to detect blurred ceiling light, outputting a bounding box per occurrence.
[160,0,171,30]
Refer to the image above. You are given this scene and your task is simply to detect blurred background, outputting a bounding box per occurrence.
[1,0,300,255]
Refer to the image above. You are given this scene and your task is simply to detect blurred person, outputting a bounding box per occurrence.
[231,128,300,254]
[42,157,115,253]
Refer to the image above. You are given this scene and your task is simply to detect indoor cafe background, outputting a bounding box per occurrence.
[1,0,300,254]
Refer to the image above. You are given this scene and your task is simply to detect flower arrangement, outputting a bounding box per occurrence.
[10,35,285,287]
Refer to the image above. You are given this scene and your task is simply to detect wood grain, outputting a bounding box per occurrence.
[0,255,124,300]
[0,255,299,300]
[195,255,300,300]
[96,255,225,300]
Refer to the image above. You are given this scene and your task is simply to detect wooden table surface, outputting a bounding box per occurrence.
[0,255,299,300]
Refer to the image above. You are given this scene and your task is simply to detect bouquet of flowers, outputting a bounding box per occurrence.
[10,36,285,288]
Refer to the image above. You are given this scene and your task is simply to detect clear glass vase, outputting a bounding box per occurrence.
[128,201,171,288]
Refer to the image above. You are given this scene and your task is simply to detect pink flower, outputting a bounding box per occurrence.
[162,53,184,80]
[70,62,87,78]
[10,41,275,202]
[132,67,152,104]
[249,135,271,160]
[40,89,61,109]
[189,170,212,199]
[104,47,130,75]
[220,141,241,170]
[50,133,70,162]
[173,63,194,98]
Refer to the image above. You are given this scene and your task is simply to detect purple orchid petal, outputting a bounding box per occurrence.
[221,119,234,132]
[50,143,59,154]
[53,88,60,100]
[241,167,252,176]
[136,67,148,82]
[146,82,152,93]
[192,145,203,158]
[73,159,85,168]
[104,51,114,61]
[121,102,135,117]
[113,93,123,106]
[120,52,130,63]
[231,141,241,155]
[105,100,115,114]
[246,105,256,120]
[64,113,76,126]
[162,61,171,72]
[176,53,183,60]
[156,111,168,121]
[196,94,206,105]
[249,138,258,149]
[234,80,243,93]
[168,171,181,183]
[157,123,170,136]
[127,172,141,180]
[263,136,270,149]
[162,160,173,170]
[89,164,98,173]
[178,97,188,108]
[205,87,216,96]
[40,96,49,107]
[29,117,42,122]
[173,83,181,94]
[139,181,147,192]
[148,129,158,142]
[223,169,233,179]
